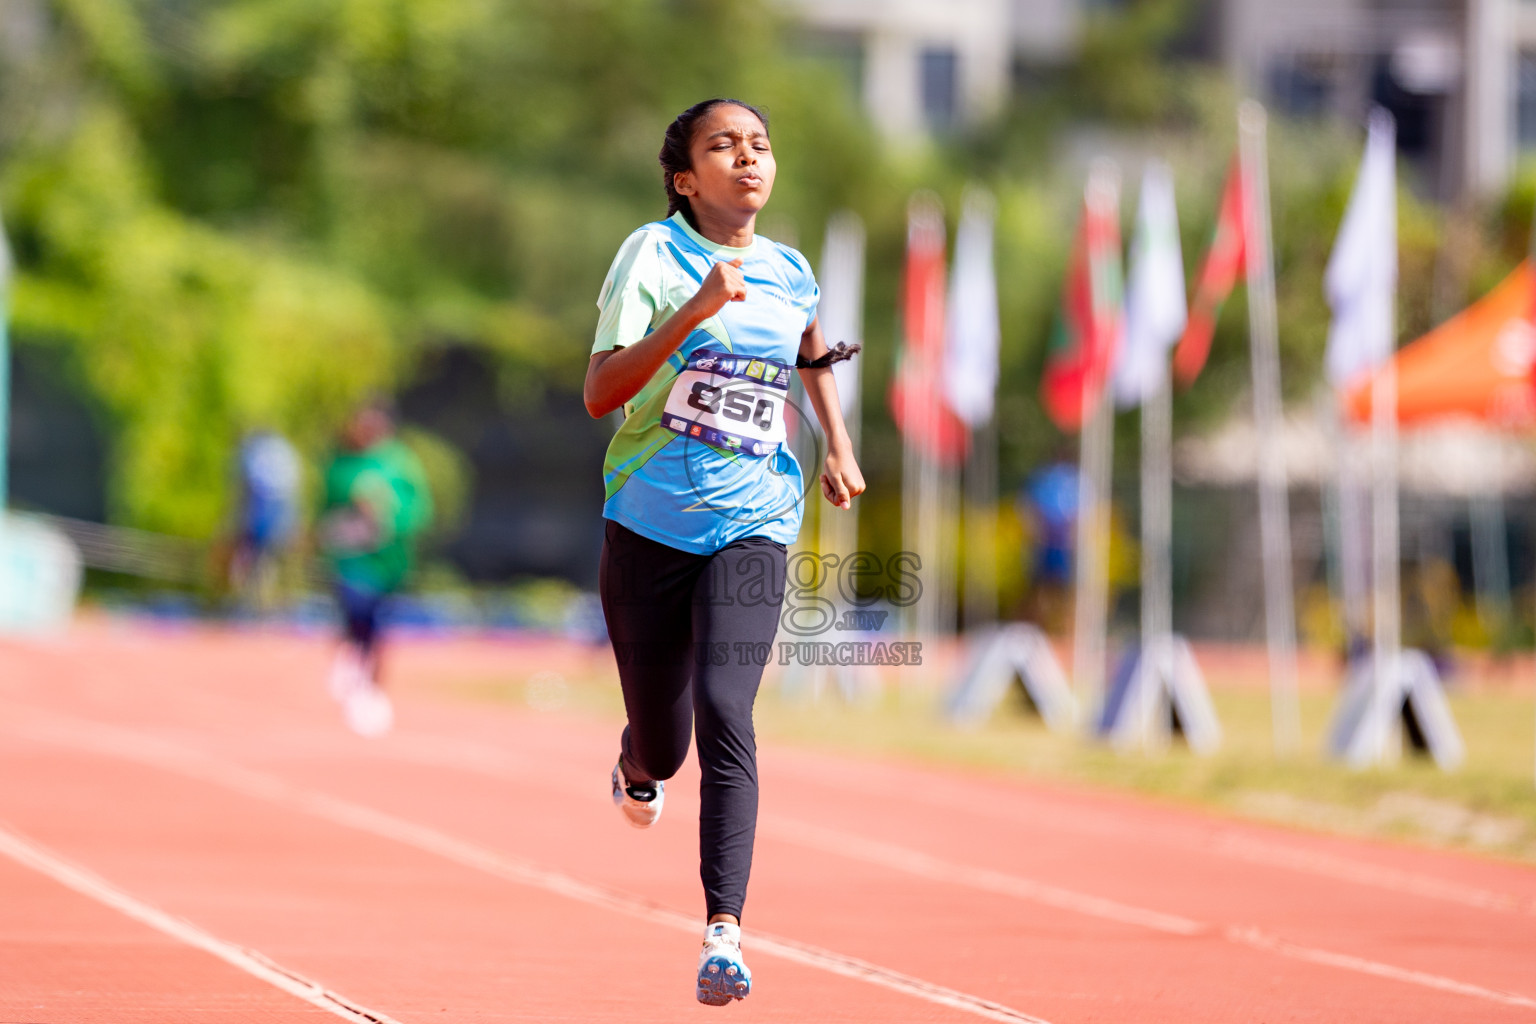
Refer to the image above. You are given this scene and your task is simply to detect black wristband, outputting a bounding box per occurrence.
[796,341,863,369]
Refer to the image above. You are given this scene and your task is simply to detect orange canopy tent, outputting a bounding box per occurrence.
[1345,261,1536,429]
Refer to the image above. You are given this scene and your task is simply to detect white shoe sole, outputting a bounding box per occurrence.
[610,762,664,828]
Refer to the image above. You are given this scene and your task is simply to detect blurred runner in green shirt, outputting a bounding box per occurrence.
[319,401,432,736]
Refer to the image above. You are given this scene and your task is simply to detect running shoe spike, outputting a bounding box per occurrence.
[696,921,751,1006]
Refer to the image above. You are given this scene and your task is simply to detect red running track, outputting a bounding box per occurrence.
[2,622,1535,1023]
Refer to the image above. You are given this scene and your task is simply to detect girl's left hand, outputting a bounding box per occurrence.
[820,450,866,510]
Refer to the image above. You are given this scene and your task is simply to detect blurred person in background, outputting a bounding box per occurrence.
[318,400,433,737]
[226,429,301,612]
[583,98,863,1006]
[1019,454,1079,633]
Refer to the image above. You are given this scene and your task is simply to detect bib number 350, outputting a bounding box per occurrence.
[661,351,789,456]
[687,382,776,430]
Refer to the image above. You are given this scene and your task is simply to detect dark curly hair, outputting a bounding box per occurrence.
[659,98,769,228]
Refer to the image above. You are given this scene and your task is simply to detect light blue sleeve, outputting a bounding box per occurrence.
[777,242,821,332]
[593,228,664,355]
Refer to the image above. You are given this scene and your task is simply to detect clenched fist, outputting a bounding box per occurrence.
[686,258,748,320]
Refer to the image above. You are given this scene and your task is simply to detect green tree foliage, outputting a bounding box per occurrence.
[2,0,882,538]
[2,0,1521,549]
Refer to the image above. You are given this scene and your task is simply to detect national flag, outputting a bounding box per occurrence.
[943,188,1000,428]
[1172,158,1248,386]
[1325,108,1398,387]
[889,196,969,462]
[1114,162,1188,407]
[1041,172,1123,431]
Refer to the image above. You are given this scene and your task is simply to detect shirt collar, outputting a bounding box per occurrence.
[669,211,757,258]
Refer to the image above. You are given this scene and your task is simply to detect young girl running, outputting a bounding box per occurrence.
[584,98,864,1005]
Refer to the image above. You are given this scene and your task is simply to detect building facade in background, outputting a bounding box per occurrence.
[1223,0,1528,200]
[785,0,1530,203]
[782,0,1081,140]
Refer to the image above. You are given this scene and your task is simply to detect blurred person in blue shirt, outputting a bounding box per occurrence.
[228,429,301,610]
[1020,457,1079,633]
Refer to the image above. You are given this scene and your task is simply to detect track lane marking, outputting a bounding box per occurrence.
[42,640,1535,920]
[1226,926,1536,1009]
[0,822,404,1024]
[1207,832,1536,915]
[1,712,1051,1024]
[320,727,1536,951]
[761,814,1536,1012]
[389,725,1536,918]
[766,755,1536,917]
[114,711,1536,1012]
[763,815,1207,936]
[12,705,1536,1015]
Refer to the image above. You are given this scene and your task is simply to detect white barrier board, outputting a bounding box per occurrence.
[1096,636,1222,754]
[947,623,1077,732]
[0,513,83,634]
[1327,649,1464,770]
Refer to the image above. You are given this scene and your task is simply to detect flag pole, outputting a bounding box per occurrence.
[0,204,11,514]
[1528,214,1536,789]
[1370,334,1401,765]
[951,186,1000,634]
[919,206,945,648]
[1364,111,1401,767]
[1073,368,1113,721]
[1071,162,1119,724]
[900,201,921,645]
[1123,160,1186,753]
[1238,101,1302,757]
[964,417,999,633]
[818,212,866,699]
[1140,369,1172,750]
[901,196,947,650]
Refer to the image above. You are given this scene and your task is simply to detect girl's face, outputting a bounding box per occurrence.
[674,104,775,225]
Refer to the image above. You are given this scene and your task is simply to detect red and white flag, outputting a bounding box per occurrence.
[1172,158,1248,386]
[889,197,969,462]
[1040,174,1123,431]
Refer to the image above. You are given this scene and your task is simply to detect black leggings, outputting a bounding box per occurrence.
[599,520,786,921]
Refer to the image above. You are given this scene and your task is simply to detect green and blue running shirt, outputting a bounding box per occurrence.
[593,212,820,554]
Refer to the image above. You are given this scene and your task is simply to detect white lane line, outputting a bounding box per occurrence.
[764,815,1206,936]
[767,756,1536,917]
[17,708,1536,1016]
[0,821,403,1024]
[760,814,1536,1013]
[1208,833,1536,916]
[1227,927,1536,1010]
[167,718,1536,1013]
[401,731,1536,918]
[77,644,1536,920]
[3,713,1051,1024]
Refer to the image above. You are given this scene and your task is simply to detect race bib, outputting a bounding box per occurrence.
[661,349,792,457]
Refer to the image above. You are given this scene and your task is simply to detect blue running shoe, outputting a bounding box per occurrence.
[696,921,751,1006]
